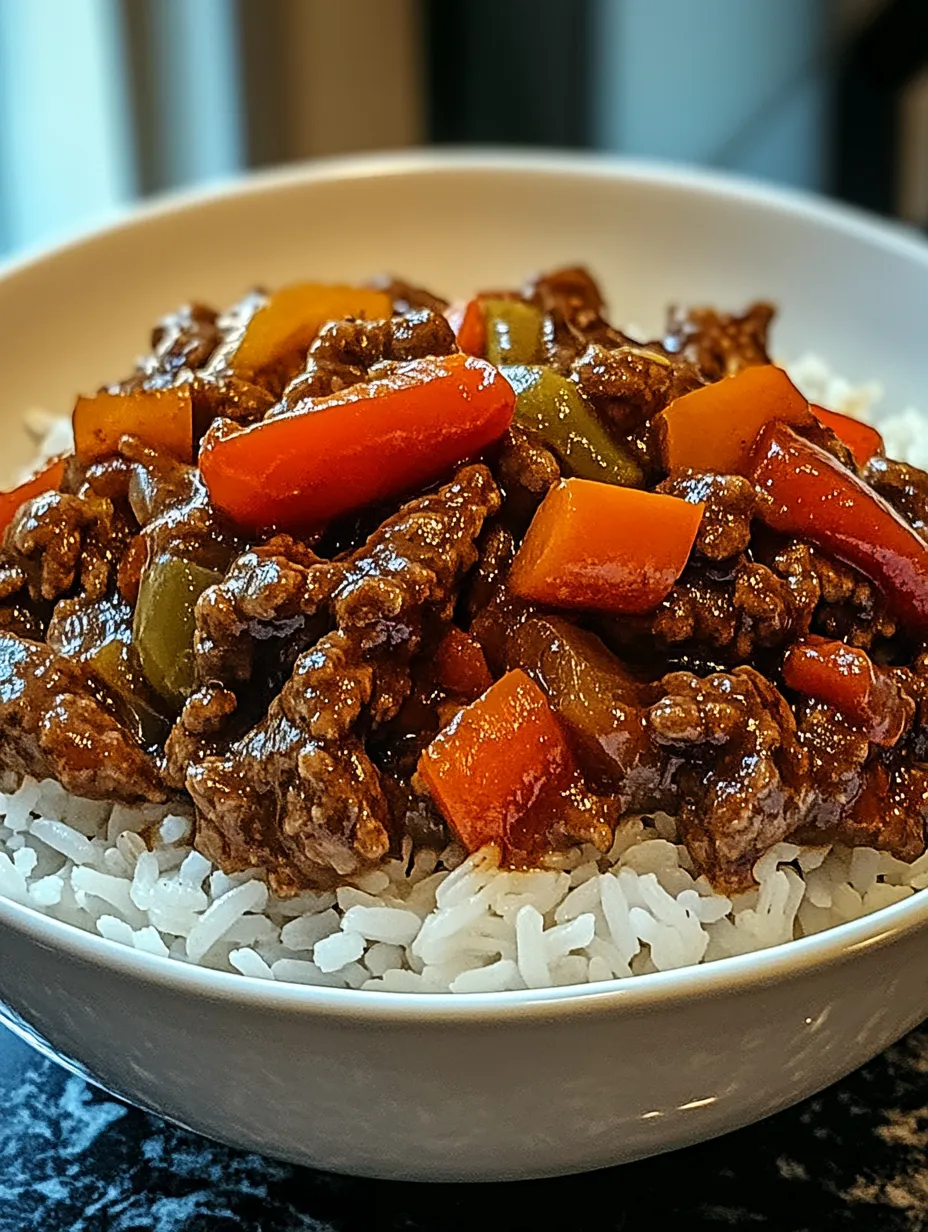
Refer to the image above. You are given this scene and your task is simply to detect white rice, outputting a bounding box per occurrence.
[1,356,924,992]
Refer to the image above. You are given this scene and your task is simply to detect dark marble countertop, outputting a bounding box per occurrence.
[2,1022,927,1232]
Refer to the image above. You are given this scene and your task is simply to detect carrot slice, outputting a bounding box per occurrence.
[73,387,193,464]
[782,635,909,746]
[199,353,514,533]
[657,364,812,475]
[417,668,573,854]
[810,404,883,467]
[229,284,391,379]
[508,479,704,615]
[0,456,66,537]
[445,298,486,357]
[434,626,493,700]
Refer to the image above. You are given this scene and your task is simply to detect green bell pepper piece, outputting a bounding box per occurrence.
[502,364,644,487]
[133,554,223,707]
[482,299,545,365]
[87,637,172,746]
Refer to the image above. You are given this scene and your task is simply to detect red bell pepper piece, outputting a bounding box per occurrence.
[750,422,928,635]
[417,668,574,855]
[433,626,493,700]
[810,404,884,467]
[782,635,909,746]
[508,478,704,615]
[199,353,515,533]
[445,299,486,357]
[657,364,812,475]
[0,456,66,538]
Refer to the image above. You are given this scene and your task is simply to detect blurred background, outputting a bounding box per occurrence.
[0,0,924,258]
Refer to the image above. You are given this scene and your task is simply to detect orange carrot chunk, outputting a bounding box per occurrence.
[73,387,193,464]
[229,284,392,379]
[657,364,812,475]
[810,404,884,467]
[434,626,493,700]
[417,669,573,854]
[0,456,66,538]
[508,479,704,615]
[783,635,909,746]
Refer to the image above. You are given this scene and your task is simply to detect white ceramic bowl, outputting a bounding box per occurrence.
[1,152,928,1183]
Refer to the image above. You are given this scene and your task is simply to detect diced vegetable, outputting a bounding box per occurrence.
[782,635,909,746]
[482,298,545,365]
[0,456,65,537]
[750,422,928,635]
[445,298,486,356]
[417,668,573,854]
[433,626,493,700]
[199,353,515,533]
[228,284,392,379]
[87,637,172,747]
[73,387,193,464]
[502,364,644,487]
[657,364,811,475]
[507,616,658,791]
[810,404,884,466]
[133,554,223,707]
[508,478,704,615]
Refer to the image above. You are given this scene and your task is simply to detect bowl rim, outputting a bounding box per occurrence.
[2,146,928,1023]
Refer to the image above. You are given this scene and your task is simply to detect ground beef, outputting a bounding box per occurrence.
[193,536,340,689]
[275,310,456,405]
[768,540,897,650]
[4,473,136,606]
[526,266,635,367]
[647,666,807,891]
[663,301,775,381]
[186,465,500,892]
[862,455,928,540]
[657,471,756,561]
[122,303,222,391]
[0,632,165,802]
[492,426,561,529]
[639,558,798,662]
[570,342,702,475]
[367,275,449,315]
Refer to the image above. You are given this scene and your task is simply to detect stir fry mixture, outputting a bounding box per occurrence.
[1,267,927,897]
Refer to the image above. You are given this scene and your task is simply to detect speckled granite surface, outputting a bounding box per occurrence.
[2,1023,927,1231]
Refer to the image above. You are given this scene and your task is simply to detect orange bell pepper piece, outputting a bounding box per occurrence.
[750,421,928,635]
[0,456,66,537]
[73,387,193,464]
[434,626,493,699]
[228,283,391,379]
[508,479,704,615]
[657,364,812,475]
[199,353,515,533]
[417,668,573,854]
[445,298,486,357]
[810,404,883,467]
[782,635,909,746]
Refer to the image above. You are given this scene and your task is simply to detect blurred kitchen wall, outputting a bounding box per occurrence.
[0,0,923,258]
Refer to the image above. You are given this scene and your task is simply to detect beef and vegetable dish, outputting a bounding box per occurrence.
[2,265,927,909]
